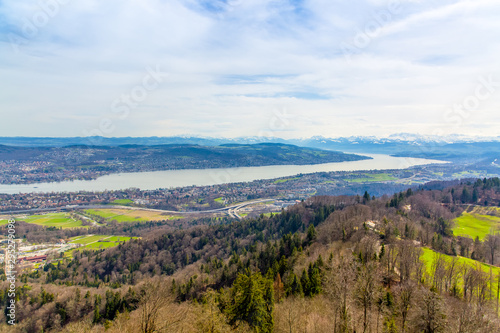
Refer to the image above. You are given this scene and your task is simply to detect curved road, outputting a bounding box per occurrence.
[1,198,279,220]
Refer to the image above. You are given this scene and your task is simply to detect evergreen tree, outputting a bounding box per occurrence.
[306,224,317,244]
[93,295,101,324]
[289,273,303,296]
[461,187,471,203]
[363,191,371,203]
[308,266,322,296]
[472,188,479,203]
[228,271,274,332]
[379,243,385,260]
[301,269,311,296]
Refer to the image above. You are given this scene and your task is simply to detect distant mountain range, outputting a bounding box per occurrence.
[0,134,499,161]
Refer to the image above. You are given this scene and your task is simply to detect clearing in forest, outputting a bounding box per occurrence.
[453,206,500,240]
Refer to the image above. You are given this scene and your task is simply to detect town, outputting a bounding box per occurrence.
[0,162,476,214]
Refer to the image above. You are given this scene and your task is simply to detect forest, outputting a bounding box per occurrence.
[2,178,500,332]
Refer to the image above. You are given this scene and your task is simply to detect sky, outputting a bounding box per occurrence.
[1,0,500,139]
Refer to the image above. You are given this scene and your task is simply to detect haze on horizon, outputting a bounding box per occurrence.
[1,0,500,140]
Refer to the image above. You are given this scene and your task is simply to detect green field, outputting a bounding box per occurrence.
[0,213,85,228]
[69,235,108,245]
[84,208,181,223]
[85,209,119,219]
[421,248,500,290]
[346,173,397,183]
[68,234,138,251]
[273,177,300,184]
[105,214,149,223]
[453,207,500,240]
[421,248,494,273]
[452,171,488,179]
[85,241,120,249]
[110,199,134,206]
[214,197,225,203]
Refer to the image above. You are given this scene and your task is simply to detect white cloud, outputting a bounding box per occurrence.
[0,0,499,139]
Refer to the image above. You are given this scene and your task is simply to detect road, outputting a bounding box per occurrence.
[229,199,276,219]
[1,198,280,220]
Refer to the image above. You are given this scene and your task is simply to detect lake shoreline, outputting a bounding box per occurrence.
[0,154,448,194]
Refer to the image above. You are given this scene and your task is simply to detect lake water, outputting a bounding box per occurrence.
[0,154,447,194]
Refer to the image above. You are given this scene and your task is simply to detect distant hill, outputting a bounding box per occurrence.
[0,143,369,184]
[1,135,499,162]
[0,142,367,165]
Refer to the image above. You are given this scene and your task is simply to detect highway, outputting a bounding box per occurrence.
[0,198,280,220]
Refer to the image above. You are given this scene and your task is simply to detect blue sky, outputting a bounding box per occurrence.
[1,0,499,139]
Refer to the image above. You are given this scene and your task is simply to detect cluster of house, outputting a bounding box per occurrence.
[17,254,47,264]
[0,238,72,273]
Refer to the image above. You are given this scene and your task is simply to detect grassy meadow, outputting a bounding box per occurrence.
[421,247,500,296]
[453,206,500,240]
[67,235,139,253]
[110,199,135,206]
[84,208,182,223]
[0,212,86,228]
[421,247,500,276]
[346,173,397,183]
[273,177,300,184]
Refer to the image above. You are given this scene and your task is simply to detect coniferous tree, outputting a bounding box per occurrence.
[228,270,274,332]
[300,269,311,296]
[288,273,303,297]
[363,191,371,203]
[306,224,317,245]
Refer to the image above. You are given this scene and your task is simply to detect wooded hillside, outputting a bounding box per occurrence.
[3,178,500,332]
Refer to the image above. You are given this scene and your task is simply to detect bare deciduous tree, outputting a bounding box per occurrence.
[396,282,415,333]
[196,289,232,333]
[139,280,184,333]
[484,233,500,266]
[430,253,446,293]
[414,290,447,333]
[443,256,460,294]
[397,240,422,285]
[324,255,357,333]
[355,262,378,333]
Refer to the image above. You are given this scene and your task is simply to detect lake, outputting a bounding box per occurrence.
[0,154,447,194]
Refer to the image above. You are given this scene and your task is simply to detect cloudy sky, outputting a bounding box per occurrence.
[1,0,499,139]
